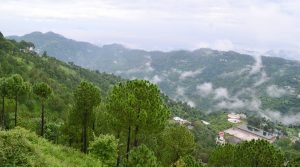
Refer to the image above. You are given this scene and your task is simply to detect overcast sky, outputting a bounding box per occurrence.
[0,0,299,52]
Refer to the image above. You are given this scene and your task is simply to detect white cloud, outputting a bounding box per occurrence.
[145,61,154,72]
[144,56,154,72]
[150,75,162,84]
[196,82,213,96]
[195,39,234,51]
[187,101,196,108]
[254,71,269,87]
[175,86,195,108]
[249,55,263,75]
[197,82,229,99]
[179,69,203,80]
[1,0,300,54]
[266,85,289,98]
[264,110,300,125]
[176,86,185,97]
[216,99,245,109]
[214,87,229,99]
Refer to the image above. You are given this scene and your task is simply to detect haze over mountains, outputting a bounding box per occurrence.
[9,32,300,125]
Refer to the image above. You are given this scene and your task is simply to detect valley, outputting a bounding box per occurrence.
[10,32,300,125]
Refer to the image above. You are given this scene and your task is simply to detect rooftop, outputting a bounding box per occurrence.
[237,124,276,140]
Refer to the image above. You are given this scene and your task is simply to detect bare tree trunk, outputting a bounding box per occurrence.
[41,102,45,137]
[82,111,88,153]
[116,132,121,167]
[1,96,4,128]
[134,126,139,147]
[126,126,131,163]
[92,120,95,131]
[14,95,18,127]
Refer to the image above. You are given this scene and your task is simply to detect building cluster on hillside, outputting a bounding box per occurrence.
[224,124,277,143]
[201,120,210,125]
[173,116,191,125]
[216,131,226,145]
[172,116,193,129]
[227,113,246,124]
[291,133,300,143]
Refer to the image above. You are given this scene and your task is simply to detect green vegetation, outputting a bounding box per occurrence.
[89,134,119,166]
[73,81,101,153]
[209,140,298,167]
[33,82,52,136]
[10,32,300,117]
[0,127,102,167]
[158,125,195,166]
[1,32,299,166]
[127,144,160,167]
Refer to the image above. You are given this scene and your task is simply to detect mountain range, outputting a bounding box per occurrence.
[9,32,300,125]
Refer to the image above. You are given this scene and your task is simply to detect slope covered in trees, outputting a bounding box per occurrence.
[1,32,299,166]
[0,128,102,167]
[0,32,208,166]
[9,32,300,125]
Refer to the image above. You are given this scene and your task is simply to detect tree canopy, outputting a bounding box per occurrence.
[106,80,170,160]
[208,140,291,167]
[73,81,101,153]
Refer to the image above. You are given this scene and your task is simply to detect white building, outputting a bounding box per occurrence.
[224,124,277,143]
[216,131,226,145]
[173,116,191,125]
[227,113,242,123]
[201,120,210,125]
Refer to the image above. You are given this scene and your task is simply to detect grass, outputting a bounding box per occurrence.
[0,128,103,167]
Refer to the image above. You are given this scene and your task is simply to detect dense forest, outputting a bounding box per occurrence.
[10,32,300,120]
[0,32,299,166]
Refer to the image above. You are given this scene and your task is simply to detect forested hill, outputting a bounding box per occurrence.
[0,32,217,166]
[9,32,300,125]
[1,35,124,128]
[1,32,300,166]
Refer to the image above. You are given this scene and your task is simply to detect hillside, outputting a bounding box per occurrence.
[1,32,300,166]
[0,39,125,132]
[0,127,102,167]
[0,34,220,166]
[9,32,300,125]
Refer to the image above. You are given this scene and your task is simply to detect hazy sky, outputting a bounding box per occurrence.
[0,0,299,52]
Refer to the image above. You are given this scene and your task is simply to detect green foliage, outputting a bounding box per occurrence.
[33,82,52,137]
[0,39,14,51]
[11,32,300,117]
[206,112,233,132]
[158,125,195,166]
[178,155,203,167]
[0,33,122,135]
[127,144,161,167]
[73,81,101,153]
[0,128,38,166]
[107,79,169,135]
[74,81,101,116]
[209,140,289,167]
[89,134,118,166]
[6,74,31,126]
[0,77,9,97]
[33,82,52,101]
[191,120,215,163]
[0,77,9,128]
[208,144,237,167]
[1,31,299,166]
[0,127,102,167]
[107,79,170,159]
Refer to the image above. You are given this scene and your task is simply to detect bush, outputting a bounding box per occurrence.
[89,134,119,166]
[128,144,161,167]
[0,127,44,166]
[0,127,102,167]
